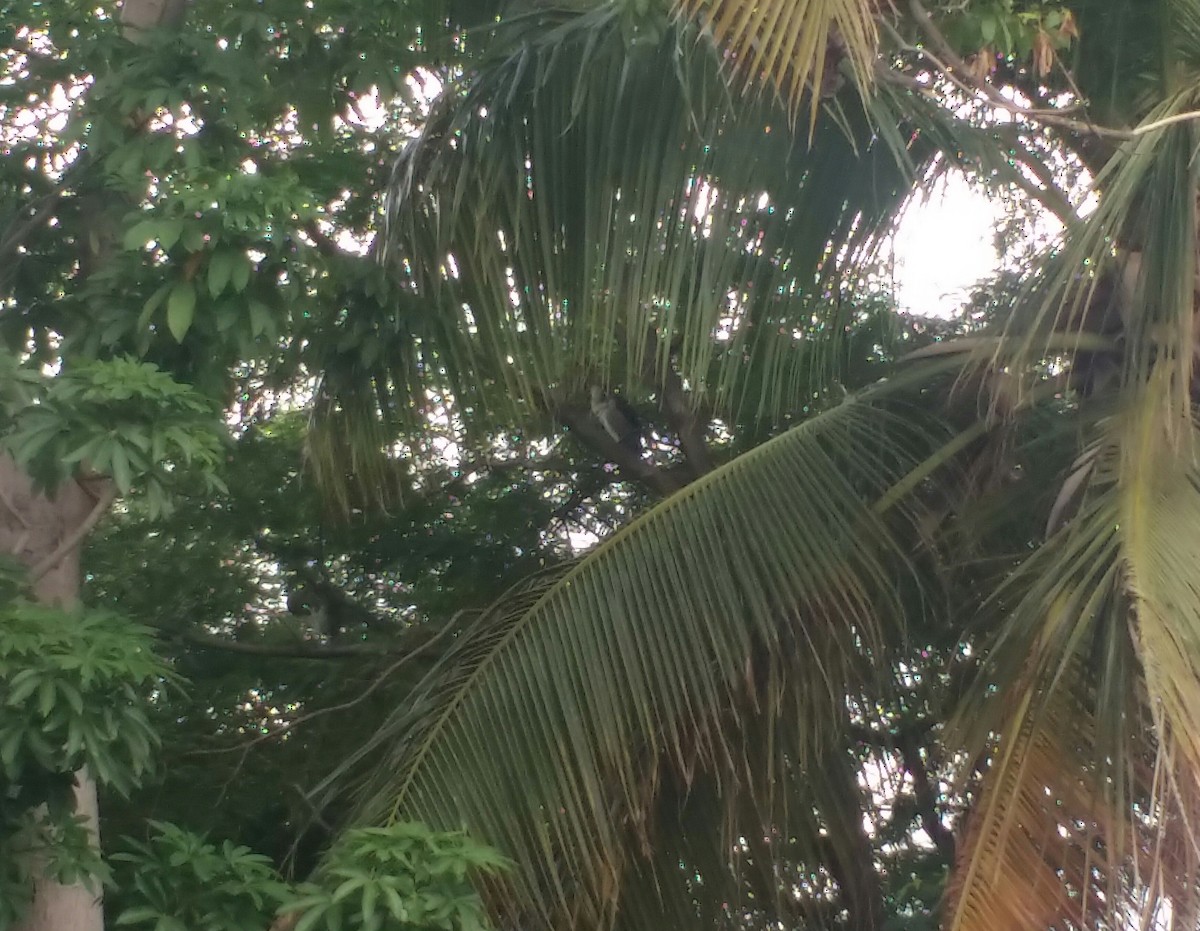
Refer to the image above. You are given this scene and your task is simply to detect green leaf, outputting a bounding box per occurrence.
[980,15,997,44]
[111,441,133,494]
[37,677,57,718]
[331,876,365,903]
[207,250,235,298]
[157,219,185,250]
[231,254,252,292]
[166,282,197,342]
[249,299,272,337]
[114,906,161,926]
[122,220,160,251]
[293,906,328,931]
[182,225,206,251]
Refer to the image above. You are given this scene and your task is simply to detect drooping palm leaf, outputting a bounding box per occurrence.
[946,669,1127,930]
[947,397,1200,929]
[328,3,926,446]
[1119,392,1200,784]
[674,0,883,132]
[339,396,942,928]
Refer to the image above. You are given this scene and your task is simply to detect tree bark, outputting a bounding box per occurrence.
[1,458,108,931]
[11,777,103,931]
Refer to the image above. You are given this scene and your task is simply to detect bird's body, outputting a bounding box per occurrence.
[590,385,642,456]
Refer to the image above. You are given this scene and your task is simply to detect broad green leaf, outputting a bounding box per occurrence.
[166,282,196,342]
[207,249,235,297]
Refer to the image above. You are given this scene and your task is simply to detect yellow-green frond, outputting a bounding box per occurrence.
[676,0,883,131]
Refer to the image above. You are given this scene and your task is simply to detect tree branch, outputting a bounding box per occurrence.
[891,4,1140,141]
[557,404,687,496]
[175,631,411,658]
[624,323,715,479]
[658,367,715,477]
[184,618,461,756]
[0,187,67,267]
[1000,132,1078,225]
[29,483,115,582]
[897,731,956,862]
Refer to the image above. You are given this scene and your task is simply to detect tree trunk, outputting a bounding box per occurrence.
[1,457,108,931]
[2,1,187,924]
[10,777,104,931]
[3,0,192,916]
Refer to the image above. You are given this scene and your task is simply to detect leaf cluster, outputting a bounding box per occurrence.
[1,358,226,510]
[283,824,507,931]
[107,821,506,931]
[0,602,171,926]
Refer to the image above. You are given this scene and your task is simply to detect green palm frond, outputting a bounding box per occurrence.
[969,94,1199,411]
[1120,389,1200,777]
[947,394,1200,929]
[350,4,925,440]
[340,396,941,927]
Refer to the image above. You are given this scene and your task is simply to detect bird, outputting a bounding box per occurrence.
[589,385,643,456]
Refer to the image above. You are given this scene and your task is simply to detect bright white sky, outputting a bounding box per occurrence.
[890,172,1007,318]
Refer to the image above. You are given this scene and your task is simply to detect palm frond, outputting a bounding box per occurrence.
[355,4,926,441]
[964,94,1199,416]
[1120,391,1200,780]
[947,671,1125,930]
[945,482,1133,930]
[341,397,939,928]
[947,396,1200,929]
[674,0,883,132]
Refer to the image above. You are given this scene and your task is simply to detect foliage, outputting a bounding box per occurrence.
[343,394,942,927]
[10,0,1200,930]
[110,821,291,931]
[0,603,168,805]
[283,824,507,931]
[0,603,169,926]
[353,1,923,458]
[107,820,505,931]
[1,358,226,509]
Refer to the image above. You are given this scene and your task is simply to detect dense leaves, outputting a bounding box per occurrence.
[10,0,1200,930]
[0,605,167,924]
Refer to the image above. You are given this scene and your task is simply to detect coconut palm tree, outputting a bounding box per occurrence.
[317,0,1200,928]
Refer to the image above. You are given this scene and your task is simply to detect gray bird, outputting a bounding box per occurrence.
[590,385,642,455]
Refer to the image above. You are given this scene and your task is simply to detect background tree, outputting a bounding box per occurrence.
[10,1,1200,931]
[318,2,1200,931]
[0,0,485,926]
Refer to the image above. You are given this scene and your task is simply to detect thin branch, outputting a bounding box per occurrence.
[1002,132,1078,222]
[659,367,716,477]
[625,324,715,479]
[184,615,462,756]
[300,221,343,260]
[994,155,1077,227]
[176,631,410,658]
[29,483,116,582]
[895,3,1128,140]
[0,188,67,263]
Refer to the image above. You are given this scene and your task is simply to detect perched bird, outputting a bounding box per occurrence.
[590,385,643,456]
